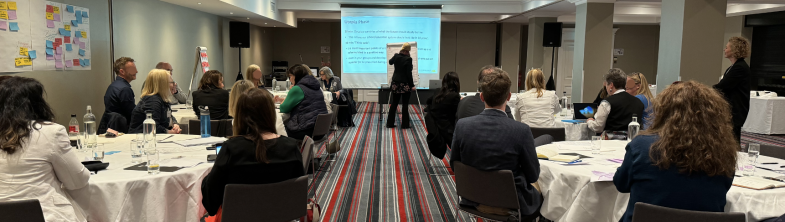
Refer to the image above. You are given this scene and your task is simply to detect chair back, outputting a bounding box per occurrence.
[188,119,233,137]
[531,127,565,142]
[331,104,339,115]
[759,144,785,160]
[453,161,519,210]
[631,202,746,222]
[98,112,129,134]
[300,136,314,173]
[0,199,46,222]
[312,113,333,140]
[533,134,554,147]
[221,176,309,222]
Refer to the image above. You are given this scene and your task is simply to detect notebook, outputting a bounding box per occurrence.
[536,146,580,163]
[573,103,598,120]
[732,176,785,190]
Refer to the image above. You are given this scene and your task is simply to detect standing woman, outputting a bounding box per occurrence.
[626,72,654,129]
[425,72,461,158]
[387,43,415,128]
[245,64,265,89]
[714,36,751,142]
[514,68,561,127]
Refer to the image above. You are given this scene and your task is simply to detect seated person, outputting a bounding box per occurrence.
[141,62,187,104]
[425,72,461,158]
[229,80,287,137]
[0,77,90,222]
[192,70,230,120]
[456,65,515,121]
[129,69,182,134]
[451,67,542,220]
[319,66,343,99]
[614,81,737,222]
[626,72,654,129]
[513,68,561,127]
[276,64,328,140]
[104,57,138,125]
[587,68,644,136]
[201,88,304,219]
[245,64,266,89]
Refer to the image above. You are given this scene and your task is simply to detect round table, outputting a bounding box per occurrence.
[67,134,217,222]
[537,141,785,222]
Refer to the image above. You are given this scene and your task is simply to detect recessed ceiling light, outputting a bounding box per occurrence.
[274,26,276,27]
[246,17,250,19]
[230,12,233,15]
[198,2,201,4]
[265,23,267,24]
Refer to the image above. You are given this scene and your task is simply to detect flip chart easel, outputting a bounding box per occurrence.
[186,46,210,101]
[385,42,424,116]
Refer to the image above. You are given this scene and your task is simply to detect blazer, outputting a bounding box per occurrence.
[0,122,90,222]
[192,86,231,120]
[389,53,414,86]
[455,94,515,121]
[128,95,174,134]
[450,109,542,215]
[714,58,751,128]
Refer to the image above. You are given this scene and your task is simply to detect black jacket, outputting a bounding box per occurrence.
[714,58,750,128]
[425,92,461,158]
[128,95,172,134]
[455,93,514,121]
[192,86,231,120]
[103,77,136,125]
[201,136,304,216]
[603,92,644,132]
[389,53,414,86]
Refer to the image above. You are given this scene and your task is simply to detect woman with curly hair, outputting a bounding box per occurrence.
[614,81,738,222]
[714,36,751,142]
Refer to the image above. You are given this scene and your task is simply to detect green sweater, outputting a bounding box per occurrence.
[279,86,304,113]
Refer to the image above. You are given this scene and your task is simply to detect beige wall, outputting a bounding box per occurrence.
[500,23,521,92]
[455,24,497,92]
[612,25,660,83]
[271,22,335,72]
[221,19,273,88]
[441,23,458,78]
[722,15,753,77]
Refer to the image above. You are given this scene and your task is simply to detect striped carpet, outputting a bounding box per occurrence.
[307,102,477,222]
[742,132,785,148]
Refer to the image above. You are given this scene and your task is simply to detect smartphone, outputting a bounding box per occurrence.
[215,145,222,154]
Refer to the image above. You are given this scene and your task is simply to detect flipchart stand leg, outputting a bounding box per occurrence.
[415,90,424,115]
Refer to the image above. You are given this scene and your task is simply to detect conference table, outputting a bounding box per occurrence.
[742,95,785,135]
[537,140,785,222]
[67,134,218,222]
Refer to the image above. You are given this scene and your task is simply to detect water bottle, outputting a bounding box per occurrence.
[285,79,291,90]
[83,106,97,149]
[272,78,278,92]
[199,106,211,138]
[561,92,568,117]
[68,114,79,146]
[143,111,157,150]
[628,114,640,142]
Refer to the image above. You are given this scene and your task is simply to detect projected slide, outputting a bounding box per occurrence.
[341,7,440,89]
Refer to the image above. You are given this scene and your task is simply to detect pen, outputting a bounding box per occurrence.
[763,176,785,183]
[760,162,778,164]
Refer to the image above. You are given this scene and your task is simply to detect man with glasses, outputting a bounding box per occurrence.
[142,62,187,104]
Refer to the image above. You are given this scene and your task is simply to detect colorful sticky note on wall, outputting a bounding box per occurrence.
[71,20,78,27]
[46,20,54,28]
[59,28,70,36]
[65,44,72,51]
[8,22,17,31]
[78,49,85,56]
[7,9,15,20]
[45,48,53,55]
[28,50,36,59]
[46,12,53,20]
[0,10,8,20]
[64,36,70,43]
[54,54,60,60]
[66,5,73,12]
[0,2,7,10]
[75,10,82,23]
[73,59,79,65]
[53,13,60,22]
[46,55,53,60]
[0,21,7,30]
[14,58,24,67]
[65,60,72,68]
[84,59,90,66]
[56,46,62,55]
[79,41,85,49]
[53,6,59,14]
[46,40,53,48]
[82,11,88,18]
[81,31,86,38]
[54,38,62,45]
[64,24,70,31]
[55,60,63,68]
[19,47,27,56]
[6,1,14,10]
[46,5,52,12]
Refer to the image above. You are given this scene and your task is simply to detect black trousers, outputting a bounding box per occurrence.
[386,92,411,127]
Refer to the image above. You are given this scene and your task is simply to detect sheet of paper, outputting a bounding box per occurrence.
[8,22,18,31]
[7,9,15,20]
[0,21,6,30]
[591,170,616,182]
[28,50,36,59]
[158,158,204,168]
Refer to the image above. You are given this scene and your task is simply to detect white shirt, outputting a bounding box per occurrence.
[588,89,625,133]
[0,122,90,222]
[513,89,561,127]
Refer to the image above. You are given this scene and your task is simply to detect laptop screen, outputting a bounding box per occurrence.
[573,103,598,119]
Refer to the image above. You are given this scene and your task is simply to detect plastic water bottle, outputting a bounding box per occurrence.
[285,79,291,90]
[200,106,211,138]
[561,92,568,117]
[272,78,278,92]
[83,106,97,149]
[628,114,640,142]
[68,114,79,146]
[143,111,156,150]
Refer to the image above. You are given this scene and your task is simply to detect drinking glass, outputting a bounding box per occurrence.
[591,136,602,155]
[185,100,193,109]
[76,132,86,152]
[146,149,160,175]
[93,144,105,161]
[130,140,143,163]
[744,143,760,176]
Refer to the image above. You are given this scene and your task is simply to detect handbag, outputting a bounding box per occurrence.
[301,198,322,222]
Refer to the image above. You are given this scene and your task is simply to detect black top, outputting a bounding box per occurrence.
[200,136,304,216]
[455,93,514,121]
[389,53,414,86]
[103,77,136,125]
[426,92,461,144]
[714,58,751,128]
[451,109,541,215]
[614,135,733,222]
[192,86,231,120]
[603,92,644,132]
[128,95,172,134]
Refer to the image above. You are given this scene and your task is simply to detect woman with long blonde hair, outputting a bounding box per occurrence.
[614,81,738,222]
[513,68,561,127]
[626,72,654,128]
[229,80,255,118]
[245,64,265,88]
[129,69,182,134]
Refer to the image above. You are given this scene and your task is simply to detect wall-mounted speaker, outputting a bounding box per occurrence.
[543,22,563,47]
[229,21,250,48]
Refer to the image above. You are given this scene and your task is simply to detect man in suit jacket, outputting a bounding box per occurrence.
[456,65,515,121]
[451,66,542,218]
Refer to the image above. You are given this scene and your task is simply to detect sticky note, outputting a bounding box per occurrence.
[19,47,27,56]
[46,55,53,60]
[45,48,53,55]
[74,31,79,37]
[65,44,72,51]
[23,58,32,66]
[82,11,88,18]
[0,21,6,30]
[8,22,17,31]
[46,40,53,48]
[84,59,90,66]
[0,2,6,10]
[28,50,36,59]
[66,5,73,12]
[6,1,13,10]
[56,46,62,55]
[71,20,78,27]
[55,61,63,68]
[53,13,60,22]
[73,37,79,44]
[53,6,59,14]
[79,59,85,67]
[7,9,15,20]
[46,5,52,12]
[15,58,23,67]
[0,10,7,20]
[73,59,79,65]
[46,12,53,20]
[75,10,80,19]
[78,49,85,56]
[65,60,72,68]
[64,36,70,43]
[80,31,86,38]
[59,28,70,36]
[64,24,70,31]
[54,54,60,60]
[79,42,85,49]
[46,20,54,28]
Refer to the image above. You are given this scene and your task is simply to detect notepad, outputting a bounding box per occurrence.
[172,137,227,147]
[733,176,785,190]
[536,146,580,163]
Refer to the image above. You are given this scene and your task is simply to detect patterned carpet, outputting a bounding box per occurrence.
[742,132,785,148]
[307,102,476,222]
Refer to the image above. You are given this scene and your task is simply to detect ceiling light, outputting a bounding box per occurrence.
[265,23,267,24]
[230,12,233,15]
[274,26,276,27]
[198,2,201,4]
[246,17,250,19]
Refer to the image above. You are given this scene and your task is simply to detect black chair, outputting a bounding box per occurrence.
[97,112,128,134]
[454,161,538,222]
[631,202,745,222]
[330,103,339,130]
[533,134,554,147]
[313,113,338,171]
[188,119,232,137]
[300,136,315,175]
[0,199,46,222]
[530,127,565,142]
[760,144,785,160]
[221,176,308,222]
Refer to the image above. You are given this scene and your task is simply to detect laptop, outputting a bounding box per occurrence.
[572,103,598,120]
[429,79,441,89]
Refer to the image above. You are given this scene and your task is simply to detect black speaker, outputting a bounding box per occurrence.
[543,22,563,47]
[229,21,250,48]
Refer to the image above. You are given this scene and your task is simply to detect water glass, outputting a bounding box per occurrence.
[130,140,143,163]
[744,143,760,176]
[185,100,193,109]
[146,150,160,175]
[591,136,602,155]
[93,144,105,161]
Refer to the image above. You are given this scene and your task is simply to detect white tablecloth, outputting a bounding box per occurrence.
[172,104,197,124]
[67,134,217,222]
[742,97,785,135]
[538,141,785,222]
